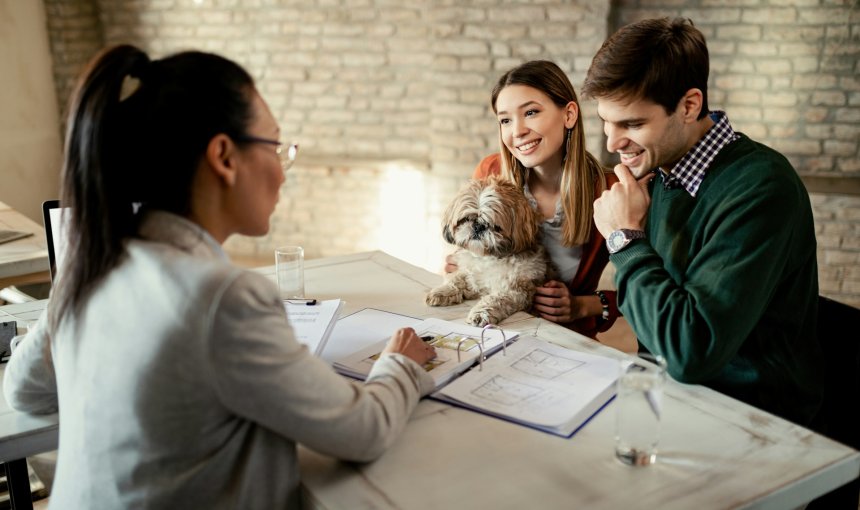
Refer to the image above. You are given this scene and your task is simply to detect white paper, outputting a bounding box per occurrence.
[434,335,619,436]
[321,308,421,363]
[333,317,519,390]
[284,299,343,355]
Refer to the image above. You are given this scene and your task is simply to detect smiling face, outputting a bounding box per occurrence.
[596,95,691,178]
[494,84,576,173]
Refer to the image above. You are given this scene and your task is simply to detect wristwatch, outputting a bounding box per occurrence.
[606,229,645,254]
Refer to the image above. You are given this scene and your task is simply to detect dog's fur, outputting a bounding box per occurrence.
[426,177,550,326]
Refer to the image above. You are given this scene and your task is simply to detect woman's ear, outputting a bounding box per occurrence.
[564,101,579,129]
[205,134,239,187]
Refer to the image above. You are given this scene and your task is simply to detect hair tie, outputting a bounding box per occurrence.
[119,74,141,102]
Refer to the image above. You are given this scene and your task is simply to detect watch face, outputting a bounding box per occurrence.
[607,230,626,253]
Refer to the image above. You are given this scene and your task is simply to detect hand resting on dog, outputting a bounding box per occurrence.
[445,259,596,324]
[427,178,548,327]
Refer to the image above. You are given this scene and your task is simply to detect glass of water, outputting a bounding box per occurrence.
[614,353,667,466]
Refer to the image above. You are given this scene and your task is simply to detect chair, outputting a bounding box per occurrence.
[807,296,860,509]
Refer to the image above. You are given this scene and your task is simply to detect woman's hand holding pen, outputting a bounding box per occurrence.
[382,327,436,366]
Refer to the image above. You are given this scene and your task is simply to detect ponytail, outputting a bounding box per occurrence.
[50,45,150,330]
[49,45,255,331]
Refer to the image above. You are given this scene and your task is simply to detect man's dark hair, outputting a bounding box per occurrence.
[583,17,710,119]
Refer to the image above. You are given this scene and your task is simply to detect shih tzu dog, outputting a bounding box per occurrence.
[426,177,550,326]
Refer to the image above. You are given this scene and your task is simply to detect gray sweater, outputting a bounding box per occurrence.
[4,211,433,509]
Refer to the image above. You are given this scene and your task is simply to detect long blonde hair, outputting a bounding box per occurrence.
[491,60,606,246]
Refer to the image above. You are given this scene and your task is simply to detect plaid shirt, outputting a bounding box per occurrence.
[659,111,739,197]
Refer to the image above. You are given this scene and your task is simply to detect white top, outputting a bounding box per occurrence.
[3,211,433,510]
[522,178,583,282]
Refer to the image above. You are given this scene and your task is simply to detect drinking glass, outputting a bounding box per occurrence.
[615,353,667,466]
[275,246,304,300]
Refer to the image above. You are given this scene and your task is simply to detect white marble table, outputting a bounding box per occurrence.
[0,201,49,289]
[263,251,859,510]
[1,251,858,510]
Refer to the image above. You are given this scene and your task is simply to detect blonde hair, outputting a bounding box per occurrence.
[491,60,606,246]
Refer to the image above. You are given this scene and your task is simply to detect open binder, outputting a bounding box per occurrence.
[329,309,620,438]
[333,317,517,391]
[433,335,619,437]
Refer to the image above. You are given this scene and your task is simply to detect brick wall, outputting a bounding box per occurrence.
[41,0,859,306]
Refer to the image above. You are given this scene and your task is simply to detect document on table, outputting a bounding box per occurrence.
[284,299,343,355]
[433,335,619,437]
[333,317,519,391]
[321,308,421,364]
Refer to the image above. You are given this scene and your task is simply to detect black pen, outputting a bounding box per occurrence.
[286,298,317,305]
[421,335,434,342]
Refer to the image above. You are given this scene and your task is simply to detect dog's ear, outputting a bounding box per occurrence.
[443,224,454,244]
[487,179,536,252]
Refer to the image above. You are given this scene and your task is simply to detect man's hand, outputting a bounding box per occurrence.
[593,164,655,238]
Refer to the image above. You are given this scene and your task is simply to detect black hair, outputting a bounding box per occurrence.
[51,44,256,328]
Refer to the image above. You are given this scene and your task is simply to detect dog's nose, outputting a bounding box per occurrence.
[472,222,487,238]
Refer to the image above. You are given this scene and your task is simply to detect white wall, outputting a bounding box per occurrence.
[0,0,62,221]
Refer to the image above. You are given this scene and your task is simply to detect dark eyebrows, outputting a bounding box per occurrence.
[597,113,648,126]
[496,100,541,117]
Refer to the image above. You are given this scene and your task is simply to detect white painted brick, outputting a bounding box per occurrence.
[717,24,761,41]
[834,124,860,140]
[778,43,820,56]
[742,7,797,24]
[487,6,546,23]
[834,107,860,122]
[811,91,847,106]
[737,42,779,56]
[463,25,527,40]
[804,107,829,122]
[761,92,798,106]
[798,8,849,24]
[426,7,486,22]
[823,140,858,157]
[490,42,511,58]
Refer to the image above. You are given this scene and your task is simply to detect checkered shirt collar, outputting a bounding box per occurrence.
[659,111,739,197]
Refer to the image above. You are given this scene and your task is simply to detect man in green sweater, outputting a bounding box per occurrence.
[584,17,822,426]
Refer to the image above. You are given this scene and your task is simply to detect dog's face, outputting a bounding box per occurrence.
[442,177,541,257]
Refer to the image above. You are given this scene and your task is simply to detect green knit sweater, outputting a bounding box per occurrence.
[611,134,823,425]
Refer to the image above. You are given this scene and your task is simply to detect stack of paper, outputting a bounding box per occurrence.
[284,299,343,355]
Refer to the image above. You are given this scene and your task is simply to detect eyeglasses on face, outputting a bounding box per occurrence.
[234,134,299,171]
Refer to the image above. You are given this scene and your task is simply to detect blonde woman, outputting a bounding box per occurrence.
[454,60,618,338]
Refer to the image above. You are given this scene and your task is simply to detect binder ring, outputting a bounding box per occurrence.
[482,324,507,356]
[456,337,485,371]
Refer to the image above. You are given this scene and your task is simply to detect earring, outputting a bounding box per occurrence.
[562,128,572,163]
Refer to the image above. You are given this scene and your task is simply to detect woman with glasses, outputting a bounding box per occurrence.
[447,60,619,339]
[3,44,435,509]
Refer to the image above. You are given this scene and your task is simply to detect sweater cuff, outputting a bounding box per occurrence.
[608,238,651,269]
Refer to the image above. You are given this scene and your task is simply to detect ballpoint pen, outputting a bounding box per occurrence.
[286,298,317,305]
